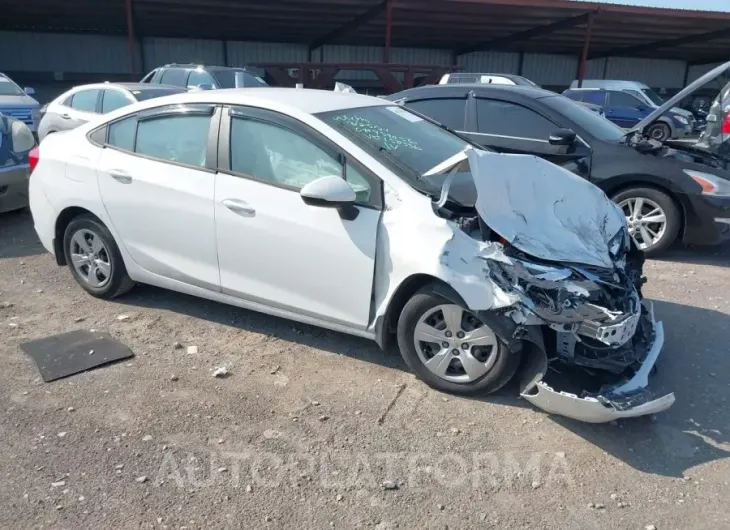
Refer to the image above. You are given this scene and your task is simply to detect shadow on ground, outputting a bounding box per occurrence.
[0,209,45,259]
[549,299,730,478]
[655,240,730,267]
[118,285,730,479]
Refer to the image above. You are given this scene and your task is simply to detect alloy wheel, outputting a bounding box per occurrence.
[619,197,667,250]
[69,228,112,288]
[413,304,498,383]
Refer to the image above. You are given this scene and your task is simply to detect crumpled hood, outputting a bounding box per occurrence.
[467,149,626,269]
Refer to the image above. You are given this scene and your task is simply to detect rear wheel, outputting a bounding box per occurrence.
[646,122,671,141]
[613,187,680,256]
[396,285,520,395]
[63,215,135,299]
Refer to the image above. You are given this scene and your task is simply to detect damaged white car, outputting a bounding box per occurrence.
[27,88,673,423]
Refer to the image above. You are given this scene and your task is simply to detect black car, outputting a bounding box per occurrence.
[386,82,730,255]
[141,64,268,90]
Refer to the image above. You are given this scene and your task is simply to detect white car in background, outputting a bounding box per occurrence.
[27,88,673,423]
[37,82,186,141]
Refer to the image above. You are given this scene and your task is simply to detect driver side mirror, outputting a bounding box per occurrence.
[300,176,356,208]
[548,128,577,146]
[24,87,35,96]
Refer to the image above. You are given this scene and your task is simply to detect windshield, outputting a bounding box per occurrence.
[317,105,469,183]
[641,88,664,106]
[212,69,268,88]
[0,75,25,96]
[542,95,625,142]
[131,87,186,101]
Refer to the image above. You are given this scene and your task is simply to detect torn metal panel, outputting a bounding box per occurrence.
[371,186,519,326]
[467,149,626,269]
[519,302,673,423]
[369,143,671,423]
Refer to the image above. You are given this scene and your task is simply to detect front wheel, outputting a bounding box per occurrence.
[396,286,521,396]
[613,187,680,256]
[646,122,671,141]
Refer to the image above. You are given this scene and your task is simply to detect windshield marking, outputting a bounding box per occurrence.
[333,114,422,152]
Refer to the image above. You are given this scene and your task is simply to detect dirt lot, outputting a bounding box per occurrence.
[1,208,729,530]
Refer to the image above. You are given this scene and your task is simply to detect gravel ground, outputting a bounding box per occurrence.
[1,208,729,530]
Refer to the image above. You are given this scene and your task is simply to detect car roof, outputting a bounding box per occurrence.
[113,87,392,114]
[391,84,554,100]
[114,83,185,91]
[66,82,183,92]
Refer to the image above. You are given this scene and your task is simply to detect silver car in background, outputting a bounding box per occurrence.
[37,83,186,141]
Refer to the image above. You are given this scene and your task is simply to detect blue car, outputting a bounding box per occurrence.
[563,88,693,141]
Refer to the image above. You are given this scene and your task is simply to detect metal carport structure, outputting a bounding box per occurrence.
[1,0,728,91]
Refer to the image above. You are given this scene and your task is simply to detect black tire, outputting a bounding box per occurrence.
[646,122,671,141]
[611,187,681,256]
[63,215,135,299]
[396,285,521,396]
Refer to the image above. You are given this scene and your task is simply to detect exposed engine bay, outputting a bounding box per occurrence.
[428,148,674,423]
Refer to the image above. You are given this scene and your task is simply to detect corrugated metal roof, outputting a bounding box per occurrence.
[2,0,729,65]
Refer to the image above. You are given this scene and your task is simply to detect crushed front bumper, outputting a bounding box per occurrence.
[520,302,674,423]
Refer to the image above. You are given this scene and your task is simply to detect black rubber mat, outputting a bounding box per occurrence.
[20,330,134,382]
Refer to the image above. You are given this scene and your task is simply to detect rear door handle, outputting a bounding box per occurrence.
[60,113,71,120]
[222,198,256,217]
[109,170,133,184]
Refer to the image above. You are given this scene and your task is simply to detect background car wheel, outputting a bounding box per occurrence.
[396,285,521,396]
[63,215,135,299]
[646,122,671,141]
[613,187,680,256]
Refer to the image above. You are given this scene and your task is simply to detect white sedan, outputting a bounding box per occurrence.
[28,88,673,422]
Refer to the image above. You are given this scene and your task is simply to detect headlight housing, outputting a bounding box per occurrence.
[684,169,730,197]
[672,115,689,125]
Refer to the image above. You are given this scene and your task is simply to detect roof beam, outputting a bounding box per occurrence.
[455,12,593,55]
[689,55,730,67]
[309,0,387,51]
[591,27,730,59]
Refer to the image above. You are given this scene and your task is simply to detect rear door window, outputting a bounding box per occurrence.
[187,69,217,88]
[608,91,644,108]
[581,91,607,106]
[159,68,189,88]
[476,98,556,140]
[405,98,467,130]
[135,114,211,168]
[101,90,133,113]
[70,89,101,113]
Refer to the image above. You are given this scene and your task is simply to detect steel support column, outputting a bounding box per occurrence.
[124,0,138,74]
[576,12,594,88]
[383,0,393,63]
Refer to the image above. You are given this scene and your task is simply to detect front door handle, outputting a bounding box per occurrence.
[222,198,256,217]
[109,170,133,184]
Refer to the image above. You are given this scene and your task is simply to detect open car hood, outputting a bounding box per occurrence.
[632,60,730,136]
[466,149,626,269]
